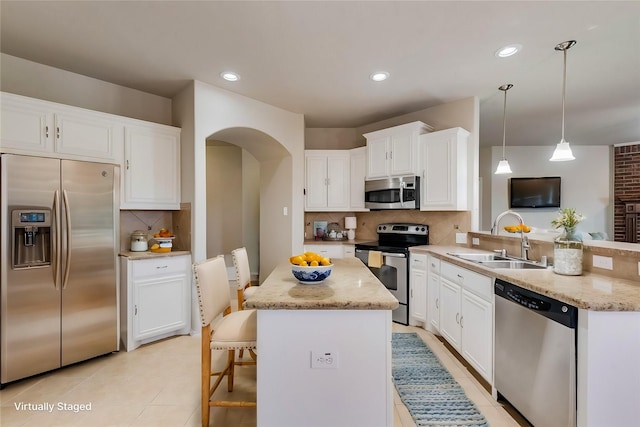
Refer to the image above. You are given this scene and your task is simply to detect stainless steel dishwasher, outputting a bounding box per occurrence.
[495,278,577,427]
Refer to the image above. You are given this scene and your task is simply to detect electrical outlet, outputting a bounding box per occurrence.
[311,351,338,369]
[472,237,480,246]
[592,255,613,270]
[455,233,467,244]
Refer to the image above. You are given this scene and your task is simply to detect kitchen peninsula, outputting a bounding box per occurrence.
[245,257,398,427]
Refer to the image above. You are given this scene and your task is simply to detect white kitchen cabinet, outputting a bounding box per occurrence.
[439,276,462,349]
[120,254,191,351]
[363,121,432,179]
[303,243,345,259]
[409,253,428,326]
[304,150,350,211]
[122,123,181,210]
[0,92,123,163]
[427,255,441,333]
[460,288,493,381]
[349,146,368,211]
[419,127,469,211]
[438,260,493,383]
[343,244,355,258]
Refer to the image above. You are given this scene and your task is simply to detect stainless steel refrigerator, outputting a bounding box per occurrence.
[1,154,119,386]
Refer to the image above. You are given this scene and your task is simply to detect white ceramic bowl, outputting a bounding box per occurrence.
[291,264,333,284]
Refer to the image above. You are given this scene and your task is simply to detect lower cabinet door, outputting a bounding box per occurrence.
[439,277,461,351]
[461,289,493,381]
[133,273,189,340]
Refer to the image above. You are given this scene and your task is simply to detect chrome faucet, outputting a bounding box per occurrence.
[491,210,530,260]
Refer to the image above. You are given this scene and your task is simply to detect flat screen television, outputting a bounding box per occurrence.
[509,177,561,208]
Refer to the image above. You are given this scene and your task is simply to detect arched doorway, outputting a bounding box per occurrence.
[205,127,290,283]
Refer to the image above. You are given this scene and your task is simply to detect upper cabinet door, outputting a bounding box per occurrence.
[54,109,122,162]
[366,136,390,179]
[304,150,350,211]
[349,146,367,211]
[364,121,432,179]
[305,154,329,210]
[388,131,414,176]
[0,93,54,153]
[123,123,181,210]
[419,127,470,211]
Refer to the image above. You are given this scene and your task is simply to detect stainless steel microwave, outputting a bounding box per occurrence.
[364,176,420,209]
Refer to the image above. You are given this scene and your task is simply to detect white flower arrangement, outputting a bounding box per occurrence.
[551,208,584,230]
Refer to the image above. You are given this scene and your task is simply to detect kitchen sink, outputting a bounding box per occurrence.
[447,253,510,262]
[477,260,548,270]
[447,252,548,270]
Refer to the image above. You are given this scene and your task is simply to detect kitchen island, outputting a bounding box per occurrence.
[245,257,398,427]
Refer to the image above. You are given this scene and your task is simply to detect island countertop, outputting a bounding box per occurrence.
[245,257,399,310]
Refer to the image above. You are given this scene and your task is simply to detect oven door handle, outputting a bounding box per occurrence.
[381,252,406,258]
[355,249,406,259]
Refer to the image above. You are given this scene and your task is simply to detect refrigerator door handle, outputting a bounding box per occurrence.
[62,190,72,289]
[52,190,61,289]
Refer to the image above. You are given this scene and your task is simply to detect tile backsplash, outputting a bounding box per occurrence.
[304,210,471,245]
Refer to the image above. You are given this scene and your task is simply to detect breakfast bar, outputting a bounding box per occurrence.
[245,257,398,427]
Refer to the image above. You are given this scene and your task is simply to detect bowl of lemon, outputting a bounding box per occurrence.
[290,252,333,284]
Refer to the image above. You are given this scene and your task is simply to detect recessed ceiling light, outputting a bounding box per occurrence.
[370,71,390,82]
[221,71,240,82]
[495,44,522,58]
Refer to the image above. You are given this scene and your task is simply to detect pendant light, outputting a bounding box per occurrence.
[495,84,513,174]
[550,40,577,161]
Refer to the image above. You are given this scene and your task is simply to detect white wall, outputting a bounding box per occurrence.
[1,54,172,125]
[489,145,611,236]
[178,80,305,280]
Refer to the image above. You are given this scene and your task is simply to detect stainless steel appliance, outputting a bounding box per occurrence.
[1,154,120,386]
[495,278,577,427]
[355,223,429,325]
[364,175,420,210]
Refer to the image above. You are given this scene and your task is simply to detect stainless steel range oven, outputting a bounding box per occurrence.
[355,223,429,325]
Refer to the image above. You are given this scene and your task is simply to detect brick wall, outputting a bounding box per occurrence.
[614,144,640,241]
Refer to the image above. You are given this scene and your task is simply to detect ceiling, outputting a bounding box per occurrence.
[1,1,639,148]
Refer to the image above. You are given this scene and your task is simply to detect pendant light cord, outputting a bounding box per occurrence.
[561,47,567,142]
[502,88,508,159]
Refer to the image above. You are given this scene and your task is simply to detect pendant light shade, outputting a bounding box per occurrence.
[495,84,513,174]
[550,40,577,162]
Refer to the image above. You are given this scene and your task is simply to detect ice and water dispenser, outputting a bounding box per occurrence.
[11,209,52,269]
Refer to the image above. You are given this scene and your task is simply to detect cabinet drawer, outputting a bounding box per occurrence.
[440,261,492,300]
[131,256,190,279]
[304,244,344,259]
[410,253,427,270]
[343,245,355,258]
[427,255,441,273]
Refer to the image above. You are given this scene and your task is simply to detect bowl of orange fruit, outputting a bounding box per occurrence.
[289,252,333,284]
[150,228,175,253]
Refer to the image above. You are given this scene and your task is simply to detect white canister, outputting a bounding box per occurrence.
[130,230,149,252]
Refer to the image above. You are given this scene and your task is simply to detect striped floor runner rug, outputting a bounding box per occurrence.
[392,332,489,427]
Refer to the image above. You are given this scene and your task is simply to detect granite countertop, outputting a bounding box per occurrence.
[411,245,640,312]
[245,257,399,310]
[119,250,191,260]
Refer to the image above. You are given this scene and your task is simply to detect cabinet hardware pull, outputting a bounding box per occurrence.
[56,127,60,139]
[411,289,413,298]
[126,160,130,170]
[45,125,49,138]
[135,305,138,315]
[456,313,460,324]
[460,316,464,328]
[435,298,439,309]
[156,265,168,269]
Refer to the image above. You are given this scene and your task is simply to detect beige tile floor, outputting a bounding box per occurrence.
[0,322,520,427]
